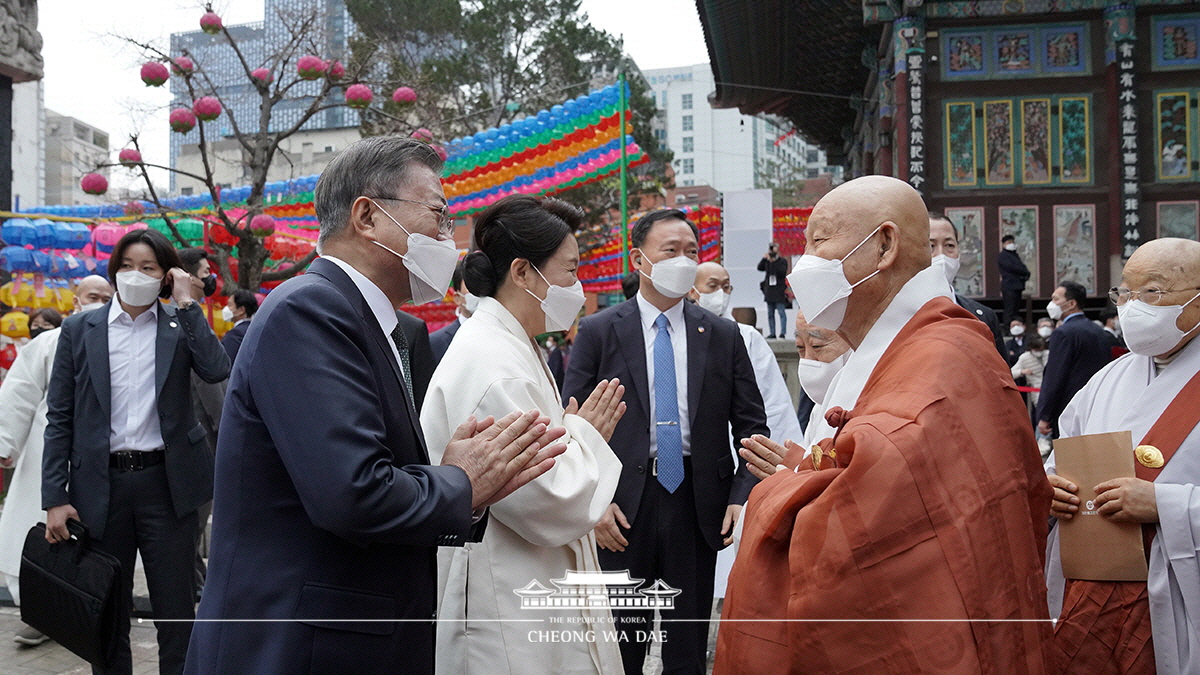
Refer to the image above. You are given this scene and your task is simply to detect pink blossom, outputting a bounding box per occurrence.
[170,108,197,133]
[297,55,327,80]
[200,11,223,35]
[118,148,143,167]
[344,84,373,109]
[193,96,223,122]
[140,62,170,87]
[392,86,417,104]
[81,173,108,195]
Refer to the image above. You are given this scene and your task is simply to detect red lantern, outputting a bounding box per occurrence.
[140,62,169,87]
[81,173,108,195]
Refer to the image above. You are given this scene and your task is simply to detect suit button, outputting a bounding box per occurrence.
[636,465,645,474]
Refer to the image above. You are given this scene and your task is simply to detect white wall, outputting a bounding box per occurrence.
[11,80,44,210]
[723,189,777,333]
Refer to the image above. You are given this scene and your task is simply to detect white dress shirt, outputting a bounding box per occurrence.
[322,256,409,386]
[108,298,164,452]
[636,292,691,457]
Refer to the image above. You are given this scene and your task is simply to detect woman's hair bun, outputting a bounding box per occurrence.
[461,249,497,297]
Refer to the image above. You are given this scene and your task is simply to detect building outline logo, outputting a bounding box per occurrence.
[514,570,680,610]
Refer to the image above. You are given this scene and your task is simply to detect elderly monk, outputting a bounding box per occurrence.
[1045,238,1200,675]
[715,175,1053,675]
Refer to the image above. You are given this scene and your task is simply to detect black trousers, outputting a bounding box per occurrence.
[1002,287,1023,326]
[598,464,718,675]
[92,462,198,675]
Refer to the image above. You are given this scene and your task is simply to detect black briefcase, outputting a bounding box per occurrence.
[19,519,123,667]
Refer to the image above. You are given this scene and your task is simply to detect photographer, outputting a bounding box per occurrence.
[757,242,791,338]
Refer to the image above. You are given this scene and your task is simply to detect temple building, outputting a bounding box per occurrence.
[698,0,1200,311]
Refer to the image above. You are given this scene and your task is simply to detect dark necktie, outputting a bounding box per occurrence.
[654,313,684,492]
[389,324,415,403]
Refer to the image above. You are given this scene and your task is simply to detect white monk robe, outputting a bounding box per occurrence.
[0,327,59,602]
[715,316,804,597]
[421,297,624,675]
[1045,335,1200,675]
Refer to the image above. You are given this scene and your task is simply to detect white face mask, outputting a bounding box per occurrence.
[785,225,881,331]
[78,302,106,313]
[1046,299,1064,321]
[1038,326,1054,338]
[1009,325,1025,336]
[370,199,459,305]
[222,306,235,323]
[931,253,961,288]
[695,288,731,316]
[116,270,163,307]
[1117,291,1200,356]
[462,292,480,315]
[797,351,850,405]
[638,252,698,299]
[525,265,586,333]
[1005,243,1018,252]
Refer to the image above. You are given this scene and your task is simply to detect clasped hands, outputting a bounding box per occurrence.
[441,410,568,509]
[1048,473,1159,523]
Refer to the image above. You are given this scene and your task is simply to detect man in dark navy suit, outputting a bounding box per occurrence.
[219,289,257,364]
[429,261,473,365]
[184,137,565,675]
[1036,280,1111,438]
[564,209,768,675]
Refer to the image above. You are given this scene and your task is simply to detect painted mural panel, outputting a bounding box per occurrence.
[999,206,1039,295]
[984,100,1014,185]
[1154,16,1200,69]
[1044,28,1086,73]
[1156,92,1191,180]
[945,102,978,187]
[946,207,985,296]
[946,33,986,76]
[1158,201,1200,240]
[1054,204,1096,295]
[997,31,1034,72]
[1059,97,1091,183]
[1021,99,1051,184]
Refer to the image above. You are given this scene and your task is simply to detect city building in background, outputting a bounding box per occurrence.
[44,110,109,206]
[169,0,361,194]
[644,63,840,195]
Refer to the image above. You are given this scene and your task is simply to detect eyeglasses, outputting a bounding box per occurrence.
[368,196,454,237]
[1109,286,1200,306]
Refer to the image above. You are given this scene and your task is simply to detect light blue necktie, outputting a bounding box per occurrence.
[654,313,684,493]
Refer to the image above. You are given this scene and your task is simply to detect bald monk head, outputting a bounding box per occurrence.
[794,309,850,363]
[688,261,734,316]
[73,274,114,312]
[799,176,930,349]
[1119,237,1200,358]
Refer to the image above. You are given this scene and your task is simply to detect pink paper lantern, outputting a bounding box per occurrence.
[432,144,448,161]
[140,62,169,87]
[200,11,223,35]
[392,86,417,104]
[297,55,327,80]
[328,61,345,80]
[171,56,195,76]
[411,128,433,142]
[118,148,143,167]
[344,84,373,109]
[193,96,223,122]
[169,108,197,133]
[250,68,273,86]
[81,173,108,195]
[249,214,276,236]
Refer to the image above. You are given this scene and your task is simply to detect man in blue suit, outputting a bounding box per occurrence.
[43,229,231,675]
[183,136,565,675]
[563,209,768,675]
[1036,280,1111,437]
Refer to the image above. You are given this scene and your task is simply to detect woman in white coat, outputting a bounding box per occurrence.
[421,195,626,675]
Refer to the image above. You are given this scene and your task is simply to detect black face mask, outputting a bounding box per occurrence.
[30,327,48,340]
[202,274,217,297]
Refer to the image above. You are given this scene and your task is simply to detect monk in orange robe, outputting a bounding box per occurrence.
[716,176,1053,675]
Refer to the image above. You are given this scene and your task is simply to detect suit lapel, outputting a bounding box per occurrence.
[155,304,179,397]
[613,300,650,422]
[84,304,112,420]
[684,303,710,427]
[308,258,426,456]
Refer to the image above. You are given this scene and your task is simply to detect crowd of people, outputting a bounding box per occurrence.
[0,136,1196,675]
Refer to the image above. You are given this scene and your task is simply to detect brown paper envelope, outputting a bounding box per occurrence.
[1054,431,1148,582]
